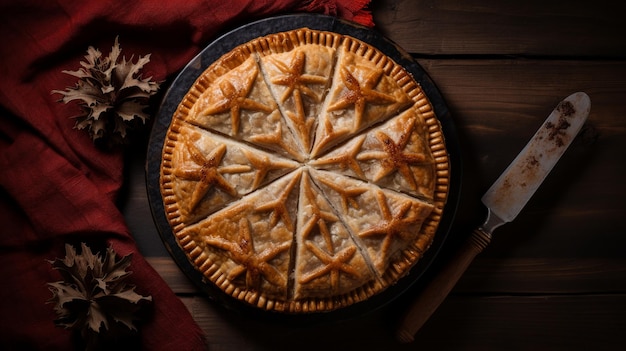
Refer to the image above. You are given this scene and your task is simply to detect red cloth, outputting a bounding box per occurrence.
[0,1,373,350]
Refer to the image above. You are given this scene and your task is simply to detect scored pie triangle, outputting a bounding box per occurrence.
[309,169,434,276]
[260,44,336,153]
[294,171,376,300]
[165,124,300,226]
[178,169,303,301]
[310,107,436,200]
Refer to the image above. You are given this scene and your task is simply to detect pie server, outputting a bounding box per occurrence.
[397,92,591,343]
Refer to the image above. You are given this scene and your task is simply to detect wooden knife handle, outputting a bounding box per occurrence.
[396,227,492,343]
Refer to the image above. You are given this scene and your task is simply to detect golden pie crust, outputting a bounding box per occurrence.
[160,28,450,313]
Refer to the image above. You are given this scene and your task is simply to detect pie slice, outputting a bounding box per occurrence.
[162,124,300,226]
[177,169,302,305]
[310,38,413,157]
[294,171,377,301]
[260,44,336,152]
[310,107,436,200]
[310,169,434,276]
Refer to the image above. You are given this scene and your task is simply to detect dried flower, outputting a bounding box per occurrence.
[48,243,152,349]
[52,37,160,146]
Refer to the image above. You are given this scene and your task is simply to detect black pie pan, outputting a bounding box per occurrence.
[146,13,461,324]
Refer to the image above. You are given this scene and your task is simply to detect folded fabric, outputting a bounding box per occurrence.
[0,1,372,350]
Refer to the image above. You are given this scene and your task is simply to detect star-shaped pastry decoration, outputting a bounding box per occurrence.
[299,242,359,291]
[357,119,430,191]
[315,175,368,213]
[270,50,328,104]
[358,191,419,267]
[241,149,296,189]
[200,70,274,136]
[174,142,246,212]
[205,217,290,289]
[327,67,397,132]
[254,172,301,231]
[311,136,366,178]
[269,51,327,150]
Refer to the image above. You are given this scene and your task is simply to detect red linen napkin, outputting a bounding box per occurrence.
[0,1,373,350]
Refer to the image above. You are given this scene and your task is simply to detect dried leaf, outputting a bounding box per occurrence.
[52,36,160,146]
[48,243,152,343]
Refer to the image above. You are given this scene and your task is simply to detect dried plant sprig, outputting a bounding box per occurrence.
[48,243,152,349]
[52,37,160,145]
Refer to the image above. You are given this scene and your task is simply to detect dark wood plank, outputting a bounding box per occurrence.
[412,294,626,350]
[458,258,626,294]
[371,0,626,57]
[176,294,626,351]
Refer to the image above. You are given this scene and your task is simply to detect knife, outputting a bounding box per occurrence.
[396,91,591,343]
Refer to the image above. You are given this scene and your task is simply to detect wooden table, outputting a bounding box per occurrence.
[122,1,626,349]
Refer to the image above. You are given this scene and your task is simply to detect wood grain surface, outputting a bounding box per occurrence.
[122,1,626,349]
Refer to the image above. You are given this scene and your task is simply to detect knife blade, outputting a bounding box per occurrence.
[396,92,591,343]
[480,91,591,232]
